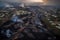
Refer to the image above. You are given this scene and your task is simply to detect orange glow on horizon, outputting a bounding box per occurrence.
[25,0,44,3]
[34,0,43,2]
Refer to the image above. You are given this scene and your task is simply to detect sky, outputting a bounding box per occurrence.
[0,0,60,5]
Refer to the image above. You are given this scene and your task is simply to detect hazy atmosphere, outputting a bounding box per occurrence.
[0,0,60,40]
[0,0,60,5]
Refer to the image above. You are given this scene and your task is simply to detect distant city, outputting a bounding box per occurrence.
[0,1,60,40]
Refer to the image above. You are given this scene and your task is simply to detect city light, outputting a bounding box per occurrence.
[0,0,60,40]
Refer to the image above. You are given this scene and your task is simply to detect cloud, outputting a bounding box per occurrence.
[0,0,60,5]
[0,0,24,2]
